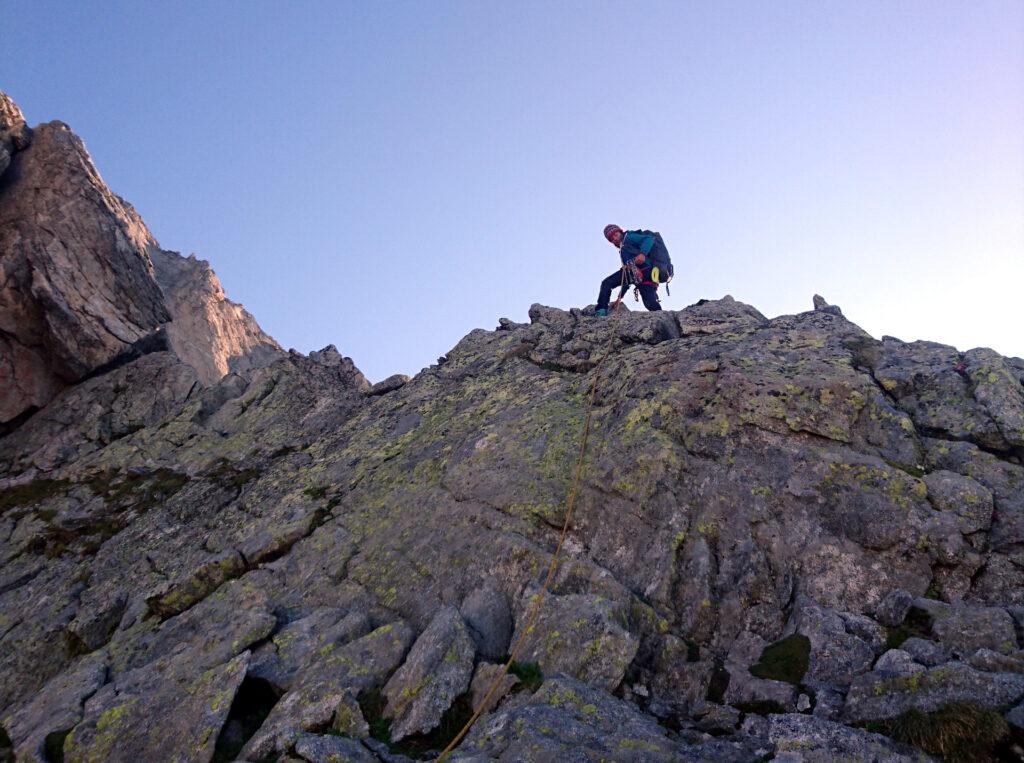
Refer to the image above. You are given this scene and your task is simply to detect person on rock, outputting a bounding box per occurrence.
[595,224,673,316]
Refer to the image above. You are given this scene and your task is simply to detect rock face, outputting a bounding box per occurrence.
[2,99,1024,761]
[0,118,170,423]
[0,91,280,425]
[150,248,280,385]
[0,92,31,182]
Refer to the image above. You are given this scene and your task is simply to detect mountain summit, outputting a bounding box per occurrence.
[2,94,1023,762]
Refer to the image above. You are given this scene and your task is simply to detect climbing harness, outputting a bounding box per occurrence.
[436,302,621,760]
[624,259,643,287]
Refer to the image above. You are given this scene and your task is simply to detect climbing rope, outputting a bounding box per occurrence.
[436,283,625,761]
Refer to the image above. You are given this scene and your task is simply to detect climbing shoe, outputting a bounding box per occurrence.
[595,308,607,317]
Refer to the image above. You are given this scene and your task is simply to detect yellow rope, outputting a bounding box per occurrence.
[436,312,621,761]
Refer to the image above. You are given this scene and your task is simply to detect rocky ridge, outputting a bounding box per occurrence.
[2,95,1024,762]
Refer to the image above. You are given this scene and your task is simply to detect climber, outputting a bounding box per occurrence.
[595,224,673,316]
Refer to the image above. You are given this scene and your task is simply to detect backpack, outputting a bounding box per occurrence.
[636,230,673,286]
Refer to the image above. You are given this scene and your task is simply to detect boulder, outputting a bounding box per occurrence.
[63,652,249,763]
[331,690,370,738]
[460,583,512,661]
[723,632,799,713]
[967,648,1024,674]
[784,599,876,686]
[766,713,926,762]
[965,347,1024,448]
[812,294,844,316]
[873,588,914,628]
[249,608,373,691]
[874,649,925,675]
[293,733,378,762]
[383,606,475,740]
[241,622,413,760]
[922,470,994,534]
[650,635,715,711]
[843,662,1024,722]
[899,638,951,668]
[450,674,767,762]
[469,661,519,714]
[923,438,1024,554]
[510,590,639,692]
[368,373,410,396]
[873,340,1006,450]
[931,604,1018,657]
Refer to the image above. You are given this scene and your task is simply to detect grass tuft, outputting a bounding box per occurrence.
[868,701,1009,762]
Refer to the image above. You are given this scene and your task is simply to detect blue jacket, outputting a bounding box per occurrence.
[619,230,656,266]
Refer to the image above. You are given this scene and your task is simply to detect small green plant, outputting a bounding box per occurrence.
[748,633,810,685]
[302,485,329,501]
[869,701,1009,762]
[0,478,71,515]
[83,468,189,515]
[508,660,544,692]
[205,459,261,492]
[885,606,933,649]
[356,688,392,744]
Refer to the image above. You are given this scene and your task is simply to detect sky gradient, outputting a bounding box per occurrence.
[4,1,1023,381]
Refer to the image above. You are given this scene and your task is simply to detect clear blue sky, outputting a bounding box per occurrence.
[5,1,1022,381]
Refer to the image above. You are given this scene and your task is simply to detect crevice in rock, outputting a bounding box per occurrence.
[522,355,592,374]
[0,617,21,642]
[211,675,281,763]
[0,403,40,439]
[43,727,71,763]
[0,725,12,762]
[967,560,989,599]
[0,564,45,597]
[706,661,730,704]
[183,379,202,401]
[75,326,170,385]
[917,426,1022,464]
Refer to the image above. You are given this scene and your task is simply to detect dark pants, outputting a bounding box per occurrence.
[596,270,661,312]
